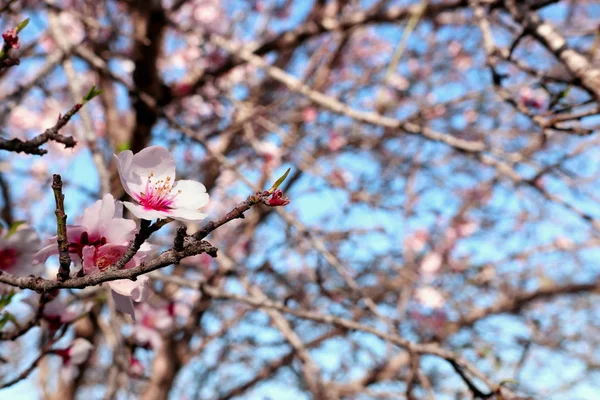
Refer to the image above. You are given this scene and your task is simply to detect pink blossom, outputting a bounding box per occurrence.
[55,338,93,366]
[328,131,347,152]
[23,293,81,332]
[2,28,19,49]
[302,107,318,123]
[35,194,136,263]
[115,146,210,222]
[55,338,93,381]
[0,227,42,281]
[82,244,150,318]
[134,302,176,349]
[520,87,547,110]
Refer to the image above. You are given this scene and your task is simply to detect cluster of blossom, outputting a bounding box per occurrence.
[0,146,210,367]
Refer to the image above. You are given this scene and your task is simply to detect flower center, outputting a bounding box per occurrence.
[0,248,18,272]
[95,248,124,271]
[69,232,107,258]
[135,172,181,212]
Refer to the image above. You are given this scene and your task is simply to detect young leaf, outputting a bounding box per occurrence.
[267,168,291,194]
[16,18,30,33]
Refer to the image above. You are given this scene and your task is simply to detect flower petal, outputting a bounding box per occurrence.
[170,180,209,210]
[116,146,176,200]
[80,194,116,234]
[81,246,98,274]
[108,276,150,302]
[103,218,137,245]
[8,227,41,252]
[164,208,208,223]
[69,338,93,365]
[123,201,172,221]
[111,290,136,319]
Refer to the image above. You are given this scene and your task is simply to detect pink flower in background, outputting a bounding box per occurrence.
[115,145,210,222]
[0,227,42,281]
[56,338,93,365]
[520,87,547,110]
[134,293,196,349]
[55,338,93,381]
[134,302,175,349]
[82,244,150,318]
[35,194,136,263]
[23,293,82,332]
[302,107,318,123]
[328,131,347,152]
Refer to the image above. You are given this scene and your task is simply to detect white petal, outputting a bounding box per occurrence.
[166,208,209,223]
[123,202,171,221]
[80,194,115,233]
[111,290,136,319]
[8,228,41,252]
[170,180,209,210]
[108,276,150,302]
[103,218,137,244]
[115,150,140,198]
[69,338,93,365]
[33,243,59,263]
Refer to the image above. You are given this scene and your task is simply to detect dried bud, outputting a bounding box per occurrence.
[268,189,290,207]
[2,29,19,49]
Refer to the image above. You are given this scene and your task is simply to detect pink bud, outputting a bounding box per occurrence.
[268,189,290,207]
[2,28,19,49]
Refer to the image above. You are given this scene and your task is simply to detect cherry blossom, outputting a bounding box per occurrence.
[22,292,82,332]
[115,145,210,222]
[0,227,42,288]
[82,244,150,318]
[35,193,136,263]
[55,338,93,381]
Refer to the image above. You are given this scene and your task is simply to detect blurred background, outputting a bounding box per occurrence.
[0,0,599,399]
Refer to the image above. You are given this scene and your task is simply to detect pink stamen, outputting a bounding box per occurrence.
[135,173,181,212]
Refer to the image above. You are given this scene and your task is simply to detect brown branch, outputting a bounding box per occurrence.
[0,101,83,155]
[52,175,71,282]
[505,0,600,100]
[0,292,49,341]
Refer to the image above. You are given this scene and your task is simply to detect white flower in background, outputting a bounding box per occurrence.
[415,286,445,309]
[115,145,210,222]
[420,253,442,276]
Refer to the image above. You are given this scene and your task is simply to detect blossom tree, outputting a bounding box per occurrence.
[0,1,599,400]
